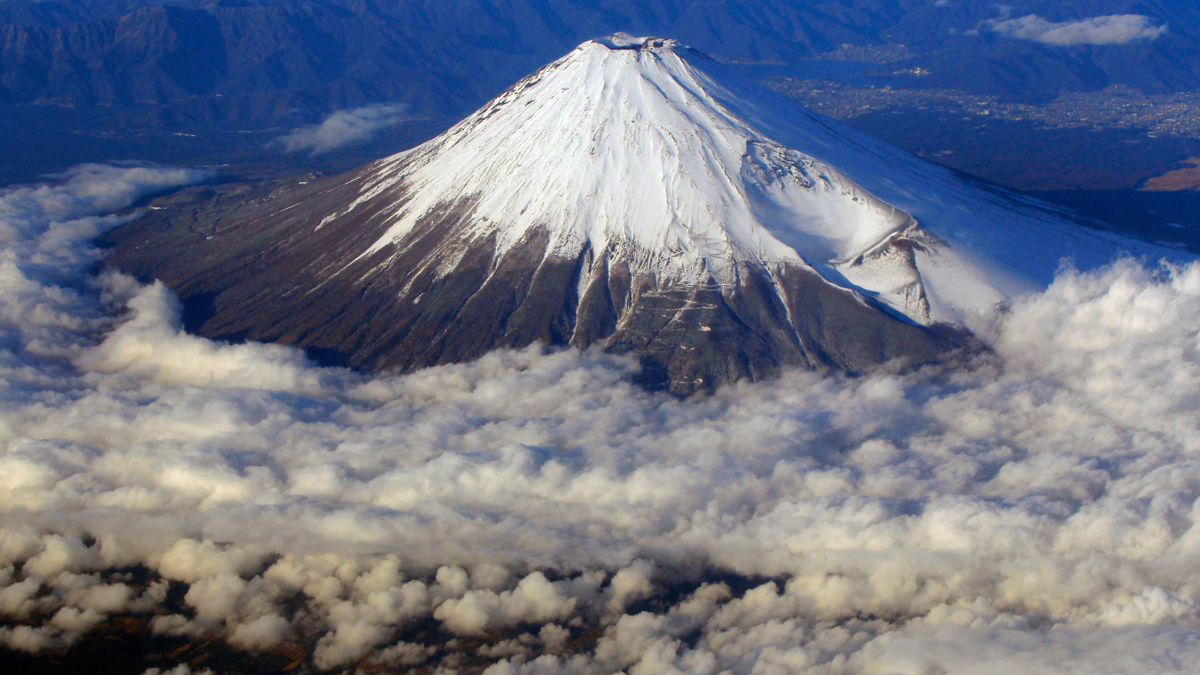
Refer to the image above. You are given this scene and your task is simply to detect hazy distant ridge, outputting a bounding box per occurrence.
[2,0,1199,123]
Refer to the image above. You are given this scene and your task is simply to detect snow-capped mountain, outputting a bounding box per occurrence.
[106,34,1187,393]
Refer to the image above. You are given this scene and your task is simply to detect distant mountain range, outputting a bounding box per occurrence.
[3,0,1199,125]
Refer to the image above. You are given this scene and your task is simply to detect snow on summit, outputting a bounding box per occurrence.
[355,33,937,319]
[344,33,1183,326]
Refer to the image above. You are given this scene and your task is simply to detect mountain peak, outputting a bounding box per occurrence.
[357,34,939,321]
[105,36,1191,394]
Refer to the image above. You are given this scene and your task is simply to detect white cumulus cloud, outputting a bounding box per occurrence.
[272,104,408,156]
[985,14,1168,46]
[1,164,1200,672]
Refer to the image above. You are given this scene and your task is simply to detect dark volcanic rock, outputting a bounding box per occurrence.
[103,172,958,395]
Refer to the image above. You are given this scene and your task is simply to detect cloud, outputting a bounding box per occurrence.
[79,280,328,394]
[984,14,1168,46]
[2,165,1200,671]
[271,104,408,156]
[434,571,584,635]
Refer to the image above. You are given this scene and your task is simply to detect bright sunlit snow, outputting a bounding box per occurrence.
[335,36,1189,325]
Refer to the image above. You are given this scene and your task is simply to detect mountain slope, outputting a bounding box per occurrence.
[104,35,1187,393]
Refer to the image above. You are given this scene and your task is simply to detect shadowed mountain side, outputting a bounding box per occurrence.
[103,175,959,395]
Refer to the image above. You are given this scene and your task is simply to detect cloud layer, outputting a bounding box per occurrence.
[1,165,1200,672]
[985,14,1169,46]
[272,104,408,156]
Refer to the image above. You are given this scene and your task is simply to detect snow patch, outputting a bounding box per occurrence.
[595,33,673,50]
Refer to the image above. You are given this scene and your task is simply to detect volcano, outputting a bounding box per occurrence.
[106,34,1180,393]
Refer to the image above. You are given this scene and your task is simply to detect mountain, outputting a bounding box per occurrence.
[104,35,1187,393]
